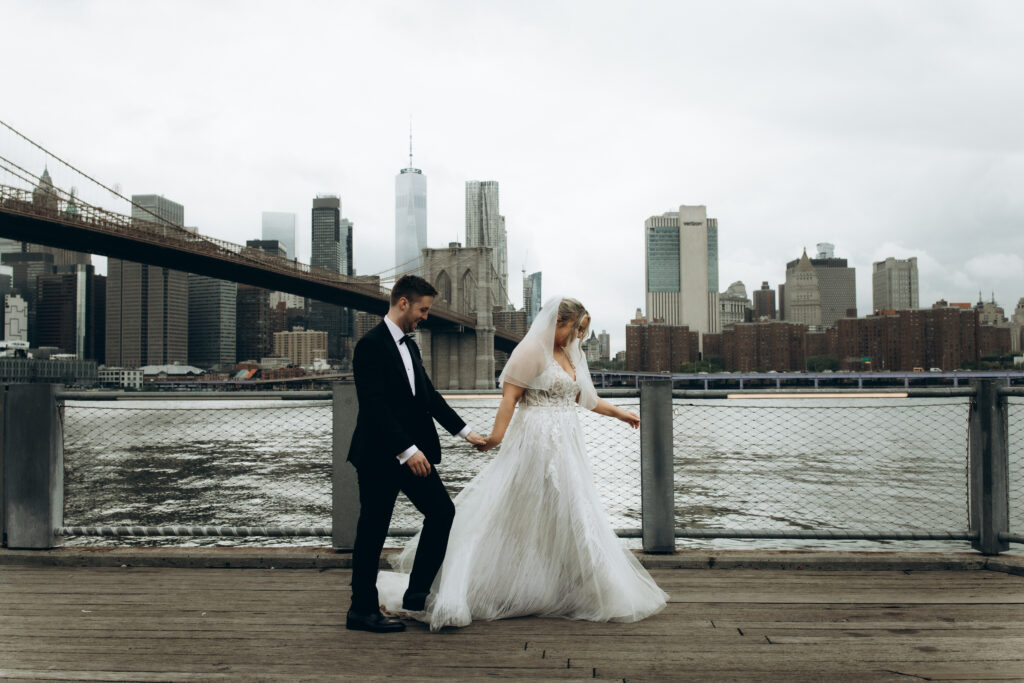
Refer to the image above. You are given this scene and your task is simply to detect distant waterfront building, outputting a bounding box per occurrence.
[784,249,822,327]
[261,212,296,259]
[784,243,856,327]
[523,270,542,326]
[34,265,105,361]
[753,281,777,320]
[706,218,720,333]
[645,205,718,339]
[246,240,304,311]
[976,296,1007,327]
[395,141,427,275]
[598,330,610,362]
[273,327,328,366]
[236,284,274,362]
[719,281,751,328]
[1,251,55,343]
[188,274,237,369]
[98,366,144,389]
[625,317,699,372]
[465,180,509,306]
[3,293,28,341]
[873,257,919,312]
[1010,298,1024,353]
[106,195,189,367]
[310,195,354,360]
[582,331,601,364]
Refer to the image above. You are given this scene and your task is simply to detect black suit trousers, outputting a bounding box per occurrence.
[350,459,456,613]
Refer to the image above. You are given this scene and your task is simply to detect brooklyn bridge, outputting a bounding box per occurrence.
[0,121,522,389]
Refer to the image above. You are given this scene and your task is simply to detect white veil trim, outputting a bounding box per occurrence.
[498,295,599,411]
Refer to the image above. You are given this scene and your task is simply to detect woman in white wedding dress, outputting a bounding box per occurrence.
[377,296,668,631]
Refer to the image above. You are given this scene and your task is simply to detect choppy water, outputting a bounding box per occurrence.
[61,396,1024,553]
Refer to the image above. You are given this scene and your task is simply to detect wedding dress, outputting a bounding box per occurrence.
[376,306,668,630]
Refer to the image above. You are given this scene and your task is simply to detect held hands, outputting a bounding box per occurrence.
[618,410,641,429]
[465,431,487,447]
[406,451,431,477]
[474,435,501,453]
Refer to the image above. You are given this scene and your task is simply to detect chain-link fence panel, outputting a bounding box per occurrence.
[673,397,972,535]
[63,399,332,534]
[1007,397,1024,543]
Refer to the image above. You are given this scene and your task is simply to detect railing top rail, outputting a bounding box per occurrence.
[671,387,976,399]
[56,390,333,401]
[998,387,1024,397]
[53,386,982,401]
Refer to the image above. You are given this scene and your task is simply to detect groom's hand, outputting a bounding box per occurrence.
[465,431,487,447]
[406,451,431,477]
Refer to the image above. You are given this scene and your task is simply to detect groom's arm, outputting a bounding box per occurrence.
[353,337,418,460]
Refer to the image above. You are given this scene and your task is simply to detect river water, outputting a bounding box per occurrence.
[61,396,1024,553]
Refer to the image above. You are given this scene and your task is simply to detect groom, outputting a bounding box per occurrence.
[346,274,486,633]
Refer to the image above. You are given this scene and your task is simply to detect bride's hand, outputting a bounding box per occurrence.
[618,410,640,429]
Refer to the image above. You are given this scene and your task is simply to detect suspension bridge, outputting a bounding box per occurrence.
[0,120,522,354]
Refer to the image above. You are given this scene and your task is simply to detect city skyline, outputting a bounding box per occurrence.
[3,1,1023,353]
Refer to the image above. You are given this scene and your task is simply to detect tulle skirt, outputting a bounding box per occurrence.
[376,404,669,631]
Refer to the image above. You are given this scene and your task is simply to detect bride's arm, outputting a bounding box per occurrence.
[476,383,526,452]
[591,397,641,429]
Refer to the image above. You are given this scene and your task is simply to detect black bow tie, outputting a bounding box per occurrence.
[398,334,413,345]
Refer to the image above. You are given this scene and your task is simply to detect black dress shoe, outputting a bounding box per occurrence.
[402,591,428,611]
[346,609,406,633]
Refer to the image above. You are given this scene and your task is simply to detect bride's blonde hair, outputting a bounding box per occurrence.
[558,298,590,341]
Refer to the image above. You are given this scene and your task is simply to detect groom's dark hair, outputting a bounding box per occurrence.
[390,275,438,306]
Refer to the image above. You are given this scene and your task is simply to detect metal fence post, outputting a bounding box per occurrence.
[640,378,675,553]
[332,382,360,551]
[1,384,63,549]
[968,379,1010,555]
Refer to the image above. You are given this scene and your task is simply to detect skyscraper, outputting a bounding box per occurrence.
[783,243,856,327]
[523,270,542,325]
[310,195,353,360]
[34,264,105,361]
[644,205,717,337]
[706,217,720,333]
[261,212,296,259]
[106,195,189,367]
[465,180,508,306]
[395,138,427,274]
[785,249,822,327]
[873,257,919,312]
[188,274,237,369]
[753,281,777,320]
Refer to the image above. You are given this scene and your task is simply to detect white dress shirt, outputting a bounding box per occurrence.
[383,316,472,464]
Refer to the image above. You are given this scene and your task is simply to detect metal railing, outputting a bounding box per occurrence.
[0,380,1019,554]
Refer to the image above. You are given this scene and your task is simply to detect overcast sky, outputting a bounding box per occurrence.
[4,0,1023,353]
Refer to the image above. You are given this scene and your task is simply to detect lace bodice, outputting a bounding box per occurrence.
[518,359,579,407]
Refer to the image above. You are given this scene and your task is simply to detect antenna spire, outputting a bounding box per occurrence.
[408,117,413,168]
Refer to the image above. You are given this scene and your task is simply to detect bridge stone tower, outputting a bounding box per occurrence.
[419,243,497,390]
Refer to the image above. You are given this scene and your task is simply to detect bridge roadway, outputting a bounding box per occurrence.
[0,549,1022,680]
[0,185,521,353]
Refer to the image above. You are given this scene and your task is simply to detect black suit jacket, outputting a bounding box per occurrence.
[348,322,466,469]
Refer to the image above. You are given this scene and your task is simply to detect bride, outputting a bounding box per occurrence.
[377,296,668,630]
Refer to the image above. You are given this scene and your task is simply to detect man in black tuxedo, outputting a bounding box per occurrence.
[346,275,486,633]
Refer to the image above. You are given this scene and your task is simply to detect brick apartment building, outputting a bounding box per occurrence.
[625,318,699,372]
[625,307,1011,373]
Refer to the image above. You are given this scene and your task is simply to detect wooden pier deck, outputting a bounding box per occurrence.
[1,557,1023,681]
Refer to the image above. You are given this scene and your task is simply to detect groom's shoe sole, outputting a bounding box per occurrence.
[346,611,406,633]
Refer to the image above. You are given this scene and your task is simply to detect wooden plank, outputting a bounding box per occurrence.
[2,564,1022,680]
